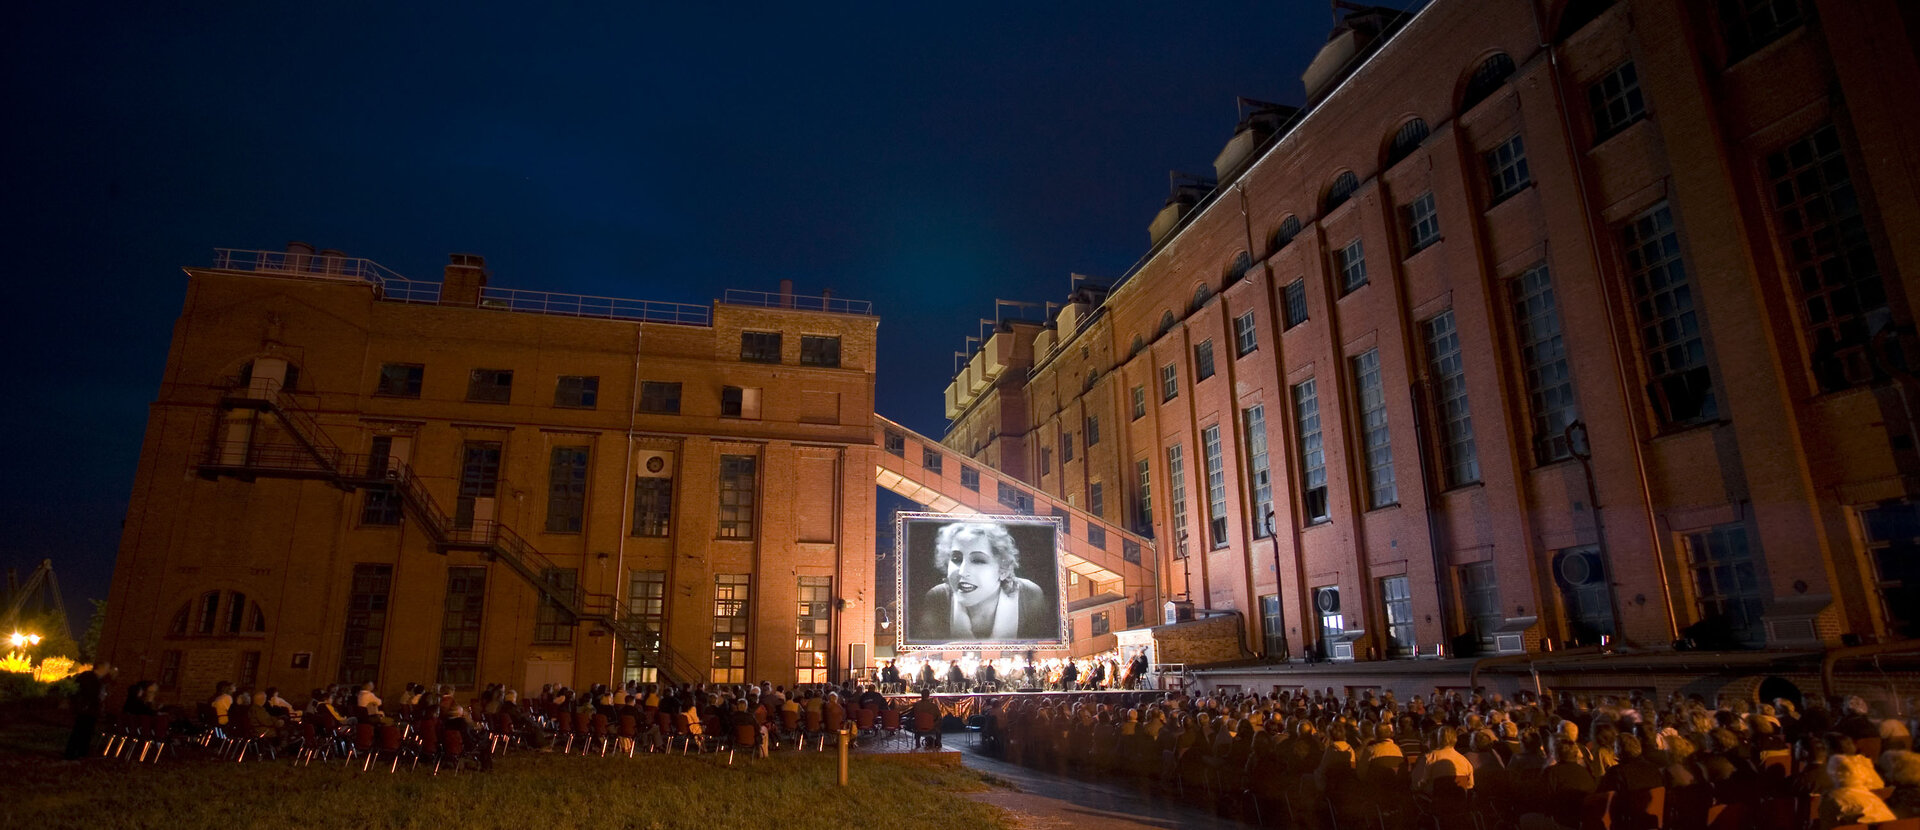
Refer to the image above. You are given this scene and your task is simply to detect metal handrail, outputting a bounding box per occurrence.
[722,288,874,316]
[478,286,712,326]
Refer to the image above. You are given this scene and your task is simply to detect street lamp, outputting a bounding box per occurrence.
[8,632,41,649]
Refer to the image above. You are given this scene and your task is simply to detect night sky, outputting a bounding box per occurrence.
[1,1,1407,633]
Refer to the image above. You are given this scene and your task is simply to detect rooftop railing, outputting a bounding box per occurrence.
[478,285,710,326]
[722,288,874,316]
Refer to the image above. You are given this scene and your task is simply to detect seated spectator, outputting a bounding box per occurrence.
[443,706,493,772]
[124,680,160,717]
[263,687,293,719]
[1415,726,1474,793]
[209,681,234,726]
[1883,750,1920,819]
[1820,753,1895,828]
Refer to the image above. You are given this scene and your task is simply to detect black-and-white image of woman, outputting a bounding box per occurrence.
[913,521,1051,641]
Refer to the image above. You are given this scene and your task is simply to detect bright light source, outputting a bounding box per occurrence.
[7,632,39,648]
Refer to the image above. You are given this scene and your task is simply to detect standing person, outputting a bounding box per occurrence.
[64,662,115,760]
[1060,660,1079,691]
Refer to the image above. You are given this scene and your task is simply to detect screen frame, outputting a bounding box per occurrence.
[893,511,1069,651]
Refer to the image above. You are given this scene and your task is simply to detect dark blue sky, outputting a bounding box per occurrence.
[1,1,1405,631]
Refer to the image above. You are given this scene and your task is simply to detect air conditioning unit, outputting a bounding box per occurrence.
[635,450,674,478]
[1557,550,1604,586]
[1315,587,1341,614]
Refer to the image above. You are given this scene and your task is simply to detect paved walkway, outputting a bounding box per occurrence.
[954,743,1251,830]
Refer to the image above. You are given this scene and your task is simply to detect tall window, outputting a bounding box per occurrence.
[338,564,392,686]
[1060,430,1074,462]
[1283,279,1309,329]
[1085,415,1100,447]
[1511,264,1580,464]
[1621,203,1718,426]
[1161,362,1179,402]
[437,567,486,688]
[1423,311,1480,487]
[1722,0,1804,61]
[1402,192,1440,253]
[1244,405,1273,537]
[1588,61,1646,143]
[1685,524,1766,646]
[624,570,666,684]
[361,436,402,526]
[1460,562,1501,649]
[1486,134,1531,203]
[1260,595,1286,658]
[1381,576,1415,657]
[1352,349,1396,508]
[454,441,502,530]
[1234,310,1258,356]
[1462,53,1516,111]
[534,568,577,644]
[466,368,513,403]
[1135,458,1153,534]
[799,335,841,367]
[718,455,757,539]
[1088,481,1104,517]
[1194,340,1216,381]
[1167,444,1189,558]
[1337,239,1369,294]
[1766,124,1890,392]
[1131,386,1146,420]
[639,381,681,414]
[1202,425,1228,549]
[376,363,424,398]
[554,375,598,408]
[711,574,750,684]
[796,576,832,683]
[1861,500,1920,639]
[1041,447,1052,475]
[740,331,782,363]
[1292,379,1329,523]
[545,446,589,533]
[631,475,672,537]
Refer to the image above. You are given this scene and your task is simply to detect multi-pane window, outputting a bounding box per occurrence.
[1462,53,1516,111]
[1234,310,1258,356]
[796,576,832,684]
[534,568,578,644]
[454,441,502,530]
[1273,215,1303,251]
[1766,124,1890,392]
[1722,0,1805,61]
[1510,264,1580,464]
[711,574,750,684]
[1126,601,1146,628]
[1486,134,1531,203]
[1194,340,1216,382]
[545,446,589,533]
[159,650,181,690]
[1089,481,1104,517]
[376,363,424,398]
[631,476,672,537]
[1091,611,1111,636]
[1381,576,1415,657]
[1292,379,1329,523]
[1423,311,1480,488]
[718,455,757,539]
[437,567,486,688]
[1040,447,1052,475]
[1387,119,1430,167]
[238,651,260,691]
[639,381,681,414]
[1402,192,1440,253]
[1061,430,1074,462]
[960,465,979,492]
[1244,405,1274,537]
[1861,500,1920,639]
[1337,239,1368,294]
[1283,280,1309,329]
[1135,458,1153,534]
[1352,349,1396,508]
[623,570,666,684]
[361,436,403,526]
[799,335,841,368]
[884,429,905,457]
[1051,507,1071,538]
[554,375,598,408]
[1460,561,1501,648]
[1087,525,1106,550]
[466,368,513,403]
[1131,386,1146,420]
[337,564,392,686]
[1122,538,1143,566]
[996,482,1034,514]
[1621,203,1718,426]
[1261,595,1287,658]
[1167,444,1189,558]
[1588,61,1646,143]
[740,331,782,363]
[1202,425,1228,548]
[1161,362,1179,402]
[1685,524,1766,646]
[922,448,943,474]
[1325,172,1360,212]
[1085,415,1100,447]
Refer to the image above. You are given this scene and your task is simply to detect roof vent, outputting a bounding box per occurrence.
[1148,171,1218,246]
[1302,3,1413,103]
[1213,98,1299,181]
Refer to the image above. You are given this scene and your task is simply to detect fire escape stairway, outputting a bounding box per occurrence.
[201,382,704,685]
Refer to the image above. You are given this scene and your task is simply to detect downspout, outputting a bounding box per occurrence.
[610,324,643,679]
[1820,637,1920,704]
[1409,381,1458,654]
[1529,0,1678,642]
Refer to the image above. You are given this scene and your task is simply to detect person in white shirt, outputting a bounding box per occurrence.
[1415,726,1476,792]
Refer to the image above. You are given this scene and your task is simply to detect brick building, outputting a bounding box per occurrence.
[943,0,1920,694]
[99,249,883,699]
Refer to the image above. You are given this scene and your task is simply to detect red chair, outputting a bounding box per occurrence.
[368,724,405,772]
[824,705,845,736]
[1855,738,1882,759]
[413,718,441,770]
[779,709,802,748]
[589,714,611,756]
[911,707,941,749]
[439,727,466,775]
[854,707,877,738]
[1874,820,1920,830]
[553,711,575,753]
[1610,786,1663,830]
[804,709,825,750]
[729,722,762,764]
[881,707,902,738]
[617,714,639,756]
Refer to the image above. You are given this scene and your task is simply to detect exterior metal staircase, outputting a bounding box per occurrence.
[198,380,705,686]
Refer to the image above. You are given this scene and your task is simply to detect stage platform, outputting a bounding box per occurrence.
[883,688,1170,720]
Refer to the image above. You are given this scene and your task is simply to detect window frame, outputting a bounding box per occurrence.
[740,331,783,364]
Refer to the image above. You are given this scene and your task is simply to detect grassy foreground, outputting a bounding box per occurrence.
[1,723,1012,830]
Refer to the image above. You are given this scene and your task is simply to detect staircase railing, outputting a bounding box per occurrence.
[201,383,703,685]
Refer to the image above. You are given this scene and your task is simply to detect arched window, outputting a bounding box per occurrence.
[1272,215,1303,252]
[1462,54,1516,112]
[1324,172,1360,213]
[169,590,267,638]
[1158,311,1177,335]
[1190,283,1213,313]
[1085,370,1098,392]
[1225,251,1253,283]
[1387,119,1430,167]
[1130,335,1146,356]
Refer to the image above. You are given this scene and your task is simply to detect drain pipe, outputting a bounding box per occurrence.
[610,324,643,680]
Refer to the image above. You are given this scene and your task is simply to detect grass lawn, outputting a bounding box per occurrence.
[1,720,1014,830]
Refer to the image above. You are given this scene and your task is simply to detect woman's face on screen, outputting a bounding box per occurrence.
[943,534,1002,609]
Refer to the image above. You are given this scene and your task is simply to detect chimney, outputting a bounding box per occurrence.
[779,279,795,308]
[441,253,488,307]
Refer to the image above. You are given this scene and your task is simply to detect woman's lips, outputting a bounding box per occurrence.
[957,581,978,593]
